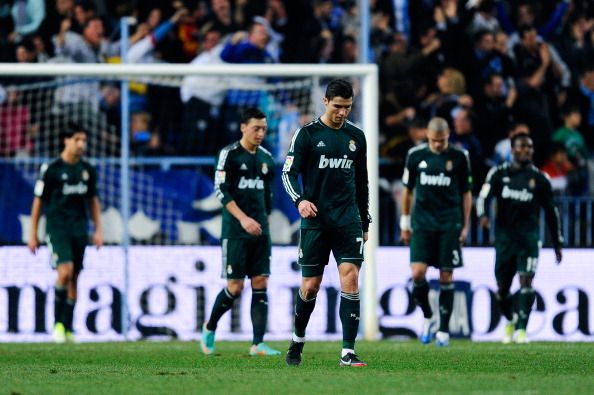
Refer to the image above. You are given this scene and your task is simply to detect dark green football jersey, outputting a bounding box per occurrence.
[34,158,98,236]
[215,142,274,239]
[403,144,472,231]
[282,118,370,231]
[476,163,563,248]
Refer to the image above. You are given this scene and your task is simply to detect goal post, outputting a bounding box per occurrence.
[0,62,380,340]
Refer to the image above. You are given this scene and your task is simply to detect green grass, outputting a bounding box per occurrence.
[2,341,593,394]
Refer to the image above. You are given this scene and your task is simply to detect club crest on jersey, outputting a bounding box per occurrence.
[283,156,294,172]
[82,170,89,181]
[261,163,268,174]
[61,173,67,180]
[445,160,453,171]
[528,178,535,189]
[349,140,357,152]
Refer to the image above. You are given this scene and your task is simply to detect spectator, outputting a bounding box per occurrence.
[553,105,589,195]
[467,29,515,97]
[468,0,500,36]
[381,116,428,181]
[555,13,594,87]
[568,64,594,150]
[53,16,118,64]
[130,111,152,155]
[204,0,240,36]
[380,31,441,111]
[513,25,559,165]
[220,20,276,147]
[496,0,571,49]
[176,1,209,62]
[127,7,188,64]
[52,16,119,156]
[1,0,46,44]
[540,142,576,195]
[296,0,339,63]
[71,0,97,34]
[475,73,516,156]
[450,106,486,191]
[420,67,472,125]
[180,27,225,156]
[37,0,75,57]
[0,86,33,156]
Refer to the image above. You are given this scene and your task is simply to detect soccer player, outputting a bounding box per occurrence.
[476,132,563,344]
[200,108,281,357]
[282,78,371,367]
[27,123,103,343]
[400,117,472,347]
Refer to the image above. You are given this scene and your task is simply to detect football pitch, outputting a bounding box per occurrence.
[2,341,593,394]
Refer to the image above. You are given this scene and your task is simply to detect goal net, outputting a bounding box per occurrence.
[0,64,377,247]
[0,63,379,339]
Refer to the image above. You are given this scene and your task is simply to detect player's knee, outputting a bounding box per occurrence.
[301,279,321,299]
[519,275,533,288]
[439,270,453,283]
[227,281,244,296]
[250,276,268,289]
[410,264,427,282]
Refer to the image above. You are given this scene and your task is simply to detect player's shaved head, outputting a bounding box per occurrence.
[428,117,449,133]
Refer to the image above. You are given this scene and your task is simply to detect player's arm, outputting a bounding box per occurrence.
[214,150,261,236]
[459,150,473,243]
[264,157,274,217]
[400,186,414,245]
[399,149,416,245]
[28,197,43,253]
[355,135,371,239]
[225,200,262,236]
[264,157,274,230]
[476,166,498,229]
[88,166,103,248]
[90,197,103,248]
[541,175,563,263]
[460,190,472,243]
[28,164,49,253]
[282,127,317,218]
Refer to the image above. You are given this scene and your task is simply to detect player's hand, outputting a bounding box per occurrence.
[363,232,369,242]
[554,247,562,264]
[479,216,489,229]
[27,236,39,254]
[240,217,262,236]
[459,226,469,244]
[400,229,411,245]
[93,230,103,249]
[298,200,318,219]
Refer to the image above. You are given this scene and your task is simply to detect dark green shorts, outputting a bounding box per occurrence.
[46,232,87,273]
[221,236,271,279]
[298,224,364,277]
[410,227,463,270]
[495,234,540,282]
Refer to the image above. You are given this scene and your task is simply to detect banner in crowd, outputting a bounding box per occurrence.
[0,247,592,342]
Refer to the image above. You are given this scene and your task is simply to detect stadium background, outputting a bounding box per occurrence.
[0,0,593,342]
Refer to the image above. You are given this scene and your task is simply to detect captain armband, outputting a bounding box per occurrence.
[399,215,411,231]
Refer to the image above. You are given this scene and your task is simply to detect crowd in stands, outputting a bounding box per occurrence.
[1,0,594,197]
